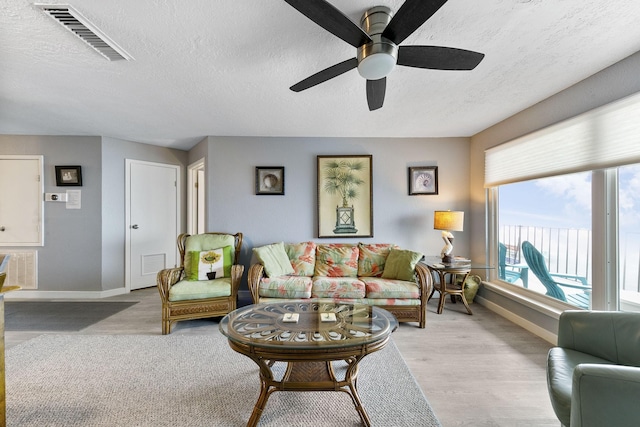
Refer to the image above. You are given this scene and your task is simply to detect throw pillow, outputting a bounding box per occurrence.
[314,244,359,277]
[284,241,316,276]
[381,248,424,282]
[357,243,397,277]
[253,242,295,278]
[186,245,232,281]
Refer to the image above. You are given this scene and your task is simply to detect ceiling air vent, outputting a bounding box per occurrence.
[36,4,133,61]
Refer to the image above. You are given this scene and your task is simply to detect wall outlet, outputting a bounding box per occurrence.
[45,193,68,202]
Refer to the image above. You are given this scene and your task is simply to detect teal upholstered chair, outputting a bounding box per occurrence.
[547,311,640,427]
[521,241,590,308]
[156,232,244,334]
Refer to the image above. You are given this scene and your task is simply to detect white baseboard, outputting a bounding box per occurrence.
[475,295,558,344]
[3,287,129,300]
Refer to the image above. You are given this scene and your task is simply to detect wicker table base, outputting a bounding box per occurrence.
[220,302,397,427]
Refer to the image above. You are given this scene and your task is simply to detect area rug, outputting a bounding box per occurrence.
[6,333,442,426]
[4,301,138,331]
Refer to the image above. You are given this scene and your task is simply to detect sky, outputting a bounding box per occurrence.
[500,164,640,232]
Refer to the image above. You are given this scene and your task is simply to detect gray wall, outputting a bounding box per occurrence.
[0,133,471,295]
[0,135,102,291]
[0,135,187,293]
[202,136,472,287]
[101,137,188,291]
[469,50,640,336]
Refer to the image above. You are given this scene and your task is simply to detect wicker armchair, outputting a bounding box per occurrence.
[156,232,244,334]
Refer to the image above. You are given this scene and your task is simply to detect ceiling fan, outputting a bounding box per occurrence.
[284,0,485,111]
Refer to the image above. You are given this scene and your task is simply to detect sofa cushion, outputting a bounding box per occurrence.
[253,242,295,278]
[258,276,313,299]
[357,243,396,277]
[186,246,232,281]
[363,277,421,299]
[314,244,359,277]
[284,241,316,276]
[381,248,423,281]
[168,278,231,302]
[365,298,422,306]
[312,277,366,299]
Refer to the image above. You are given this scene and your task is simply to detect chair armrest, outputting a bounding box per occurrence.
[414,263,433,302]
[230,264,244,297]
[248,263,265,303]
[551,273,590,288]
[156,267,184,302]
[571,364,640,427]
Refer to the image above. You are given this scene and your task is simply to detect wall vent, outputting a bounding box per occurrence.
[0,251,38,290]
[36,4,133,61]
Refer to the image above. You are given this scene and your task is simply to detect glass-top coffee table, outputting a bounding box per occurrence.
[219,301,398,427]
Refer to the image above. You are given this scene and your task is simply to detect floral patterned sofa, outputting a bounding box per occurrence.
[247,242,432,328]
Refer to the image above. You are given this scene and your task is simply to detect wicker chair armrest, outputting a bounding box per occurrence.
[248,263,266,303]
[156,267,184,302]
[414,262,433,301]
[230,264,244,296]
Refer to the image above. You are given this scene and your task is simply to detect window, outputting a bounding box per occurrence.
[485,91,640,313]
[498,172,592,308]
[618,163,640,312]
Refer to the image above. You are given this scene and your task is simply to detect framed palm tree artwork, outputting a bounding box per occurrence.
[317,155,373,238]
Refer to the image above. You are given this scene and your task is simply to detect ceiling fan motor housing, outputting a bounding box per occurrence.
[357,6,398,80]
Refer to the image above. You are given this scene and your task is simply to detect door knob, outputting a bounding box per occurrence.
[131,224,139,229]
[0,226,5,231]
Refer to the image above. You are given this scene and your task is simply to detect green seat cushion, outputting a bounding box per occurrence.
[253,242,295,278]
[363,277,421,299]
[258,276,313,298]
[381,248,423,282]
[311,277,366,298]
[168,278,232,302]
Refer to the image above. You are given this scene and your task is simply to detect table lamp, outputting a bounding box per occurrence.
[433,210,464,263]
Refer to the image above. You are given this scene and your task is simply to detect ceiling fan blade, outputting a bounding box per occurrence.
[284,0,371,48]
[397,46,485,70]
[382,0,448,45]
[366,78,386,111]
[290,58,358,92]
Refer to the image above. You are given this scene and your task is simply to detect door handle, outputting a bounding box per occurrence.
[131,224,139,229]
[0,226,5,231]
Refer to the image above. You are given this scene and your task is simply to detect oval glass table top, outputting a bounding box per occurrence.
[219,301,398,350]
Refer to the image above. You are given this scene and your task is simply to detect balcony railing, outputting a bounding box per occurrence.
[500,225,640,312]
[500,225,592,282]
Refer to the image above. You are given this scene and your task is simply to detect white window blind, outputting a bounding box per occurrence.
[485,91,640,187]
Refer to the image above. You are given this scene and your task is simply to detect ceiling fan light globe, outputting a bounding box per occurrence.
[357,53,396,80]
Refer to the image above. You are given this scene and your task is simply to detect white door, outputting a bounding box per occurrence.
[0,156,43,246]
[187,158,205,235]
[126,160,179,290]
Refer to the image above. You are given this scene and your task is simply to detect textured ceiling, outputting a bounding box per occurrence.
[2,0,640,150]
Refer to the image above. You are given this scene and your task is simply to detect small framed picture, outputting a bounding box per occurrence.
[408,166,438,195]
[255,167,284,195]
[55,165,83,186]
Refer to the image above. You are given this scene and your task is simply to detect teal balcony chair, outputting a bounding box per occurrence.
[521,241,590,308]
[498,243,528,287]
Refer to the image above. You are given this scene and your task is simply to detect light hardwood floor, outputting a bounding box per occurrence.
[5,288,559,426]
